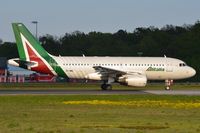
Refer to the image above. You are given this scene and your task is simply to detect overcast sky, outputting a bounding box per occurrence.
[1,0,200,42]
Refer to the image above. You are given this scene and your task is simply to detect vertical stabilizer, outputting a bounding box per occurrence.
[11,23,66,77]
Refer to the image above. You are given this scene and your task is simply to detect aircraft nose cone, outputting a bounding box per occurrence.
[185,67,196,78]
[190,68,196,77]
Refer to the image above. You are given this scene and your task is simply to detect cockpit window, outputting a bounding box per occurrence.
[179,63,186,67]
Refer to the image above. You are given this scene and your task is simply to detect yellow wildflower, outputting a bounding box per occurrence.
[63,100,200,109]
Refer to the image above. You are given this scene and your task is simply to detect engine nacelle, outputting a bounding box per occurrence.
[123,75,147,87]
[85,73,104,80]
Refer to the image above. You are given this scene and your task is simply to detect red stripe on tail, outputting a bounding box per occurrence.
[26,42,54,75]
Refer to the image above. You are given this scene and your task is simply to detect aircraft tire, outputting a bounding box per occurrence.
[165,86,170,90]
[101,84,112,90]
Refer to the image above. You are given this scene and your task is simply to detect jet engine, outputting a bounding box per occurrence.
[119,75,147,87]
[85,73,106,80]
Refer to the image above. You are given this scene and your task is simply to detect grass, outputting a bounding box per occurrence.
[0,95,200,133]
[0,82,200,90]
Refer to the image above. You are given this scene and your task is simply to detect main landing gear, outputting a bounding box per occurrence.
[101,77,114,90]
[165,79,173,90]
[101,84,112,90]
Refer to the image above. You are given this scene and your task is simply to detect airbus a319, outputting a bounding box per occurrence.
[8,23,196,90]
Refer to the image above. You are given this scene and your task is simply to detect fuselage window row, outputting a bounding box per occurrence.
[63,64,165,67]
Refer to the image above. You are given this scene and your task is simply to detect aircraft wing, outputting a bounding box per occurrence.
[93,66,144,76]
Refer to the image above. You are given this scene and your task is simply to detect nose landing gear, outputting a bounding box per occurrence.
[165,79,173,90]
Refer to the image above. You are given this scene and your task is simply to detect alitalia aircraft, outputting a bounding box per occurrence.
[8,23,196,90]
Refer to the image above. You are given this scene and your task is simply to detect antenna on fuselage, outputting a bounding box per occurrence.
[82,54,85,57]
[164,55,167,58]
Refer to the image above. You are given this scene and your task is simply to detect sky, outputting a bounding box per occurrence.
[1,0,200,42]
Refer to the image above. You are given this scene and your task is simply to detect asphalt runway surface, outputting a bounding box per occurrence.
[0,89,200,95]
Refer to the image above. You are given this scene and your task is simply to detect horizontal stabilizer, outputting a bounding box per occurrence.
[8,58,38,69]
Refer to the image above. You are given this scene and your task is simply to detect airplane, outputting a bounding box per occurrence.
[8,23,196,90]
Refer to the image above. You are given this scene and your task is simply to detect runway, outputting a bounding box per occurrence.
[0,90,200,95]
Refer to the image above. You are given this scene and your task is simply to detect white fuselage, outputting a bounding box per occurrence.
[52,56,196,80]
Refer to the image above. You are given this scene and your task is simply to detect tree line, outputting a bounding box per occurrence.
[0,21,200,81]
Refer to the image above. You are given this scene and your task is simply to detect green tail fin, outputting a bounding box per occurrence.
[12,23,67,77]
[12,23,49,61]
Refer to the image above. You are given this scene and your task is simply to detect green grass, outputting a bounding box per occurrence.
[0,95,200,133]
[0,82,200,90]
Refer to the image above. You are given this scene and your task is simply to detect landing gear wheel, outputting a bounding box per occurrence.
[101,84,107,90]
[165,86,170,90]
[101,84,112,90]
[106,84,112,90]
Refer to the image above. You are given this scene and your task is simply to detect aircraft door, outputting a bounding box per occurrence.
[165,57,173,72]
[166,63,173,72]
